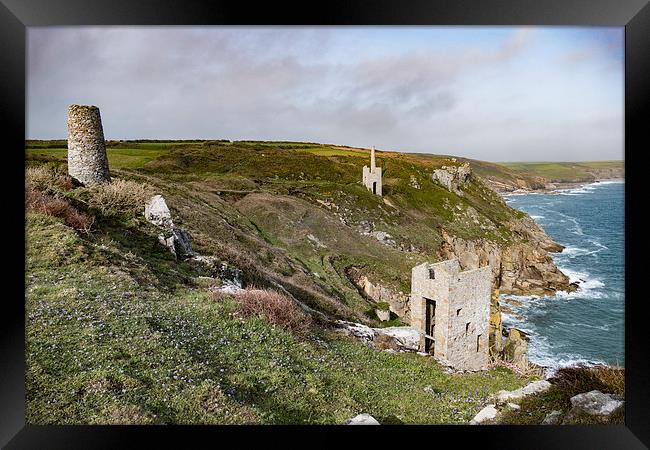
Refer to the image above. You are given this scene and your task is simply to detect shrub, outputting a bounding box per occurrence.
[549,364,625,397]
[376,302,390,311]
[26,187,94,232]
[214,287,312,337]
[26,165,74,193]
[85,179,154,218]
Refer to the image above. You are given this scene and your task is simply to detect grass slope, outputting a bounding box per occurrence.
[26,210,528,424]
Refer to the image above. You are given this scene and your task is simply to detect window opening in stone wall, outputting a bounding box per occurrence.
[429,268,435,279]
[372,182,377,195]
[456,308,462,316]
[476,334,481,352]
[465,322,470,335]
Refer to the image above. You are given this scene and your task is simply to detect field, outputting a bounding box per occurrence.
[502,161,623,183]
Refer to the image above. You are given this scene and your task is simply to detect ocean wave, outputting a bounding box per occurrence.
[530,215,545,220]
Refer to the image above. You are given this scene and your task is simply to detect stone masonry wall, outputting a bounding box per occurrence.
[447,266,491,371]
[67,104,111,185]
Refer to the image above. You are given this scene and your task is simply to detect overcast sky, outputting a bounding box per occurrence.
[27,26,623,162]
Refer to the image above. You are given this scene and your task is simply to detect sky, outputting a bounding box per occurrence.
[27,26,624,162]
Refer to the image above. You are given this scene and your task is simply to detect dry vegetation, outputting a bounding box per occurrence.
[213,287,313,337]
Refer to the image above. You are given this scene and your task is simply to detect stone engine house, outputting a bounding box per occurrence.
[410,259,491,371]
[362,146,382,196]
[67,104,111,185]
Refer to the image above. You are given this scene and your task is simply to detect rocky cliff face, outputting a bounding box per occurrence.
[345,266,410,321]
[431,163,472,195]
[438,215,575,297]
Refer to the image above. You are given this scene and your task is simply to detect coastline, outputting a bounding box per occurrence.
[495,177,624,198]
[498,178,624,377]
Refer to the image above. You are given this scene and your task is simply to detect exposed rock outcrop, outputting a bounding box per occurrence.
[495,380,551,404]
[564,390,624,422]
[144,195,196,259]
[345,267,410,320]
[439,221,575,297]
[502,328,529,370]
[432,163,471,195]
[333,320,420,352]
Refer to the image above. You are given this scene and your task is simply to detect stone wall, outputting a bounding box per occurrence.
[67,104,111,185]
[447,266,491,371]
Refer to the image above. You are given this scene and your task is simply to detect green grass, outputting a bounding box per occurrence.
[26,148,171,169]
[26,211,529,424]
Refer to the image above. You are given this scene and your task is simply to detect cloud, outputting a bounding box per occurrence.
[27,27,622,162]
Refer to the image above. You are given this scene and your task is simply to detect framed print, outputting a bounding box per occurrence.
[2,0,648,447]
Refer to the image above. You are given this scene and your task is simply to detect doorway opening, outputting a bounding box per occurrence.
[424,297,436,355]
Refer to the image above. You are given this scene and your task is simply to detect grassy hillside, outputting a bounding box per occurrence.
[25,176,528,424]
[502,161,624,183]
[26,140,623,424]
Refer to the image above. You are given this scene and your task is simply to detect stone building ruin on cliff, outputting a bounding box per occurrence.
[410,259,491,371]
[362,146,382,196]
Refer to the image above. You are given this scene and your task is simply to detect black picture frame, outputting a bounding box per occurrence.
[2,0,648,447]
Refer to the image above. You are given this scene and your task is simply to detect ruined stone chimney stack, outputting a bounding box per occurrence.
[370,146,376,170]
[67,104,111,185]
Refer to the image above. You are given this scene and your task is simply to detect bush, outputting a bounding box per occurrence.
[549,364,625,397]
[26,187,94,232]
[376,302,390,311]
[85,179,154,218]
[214,288,312,337]
[26,165,74,193]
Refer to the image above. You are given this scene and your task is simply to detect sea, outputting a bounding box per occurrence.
[501,180,624,374]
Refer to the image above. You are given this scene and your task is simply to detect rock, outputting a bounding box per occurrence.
[423,385,434,394]
[334,320,375,343]
[346,268,410,319]
[432,163,471,195]
[171,227,195,258]
[376,309,390,322]
[506,402,521,411]
[496,380,551,403]
[470,405,498,424]
[345,413,380,425]
[502,328,529,370]
[409,175,421,189]
[567,390,624,417]
[373,326,420,351]
[541,410,563,425]
[334,321,420,351]
[145,195,174,228]
[145,195,196,260]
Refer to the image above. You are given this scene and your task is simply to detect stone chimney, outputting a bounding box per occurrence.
[67,104,111,185]
[370,145,376,171]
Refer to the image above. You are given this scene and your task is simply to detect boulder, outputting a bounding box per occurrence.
[566,390,624,418]
[144,195,174,228]
[345,413,380,425]
[470,405,498,424]
[376,309,390,322]
[373,326,420,351]
[496,380,551,404]
[541,410,563,425]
